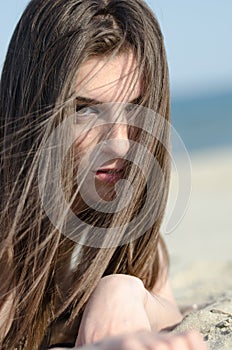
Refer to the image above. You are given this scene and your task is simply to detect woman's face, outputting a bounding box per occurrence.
[74,52,141,203]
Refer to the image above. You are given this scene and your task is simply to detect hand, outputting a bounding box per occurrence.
[50,330,207,349]
[51,330,208,350]
[88,330,208,350]
[76,274,151,346]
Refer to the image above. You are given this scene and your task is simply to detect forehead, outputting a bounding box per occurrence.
[75,52,141,103]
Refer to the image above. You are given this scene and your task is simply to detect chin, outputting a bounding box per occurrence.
[95,186,116,202]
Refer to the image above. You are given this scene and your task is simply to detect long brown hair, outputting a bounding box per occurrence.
[0,0,171,348]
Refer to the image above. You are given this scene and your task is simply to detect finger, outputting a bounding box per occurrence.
[128,331,170,350]
[98,331,170,350]
[166,334,190,350]
[185,331,208,350]
[163,331,208,350]
[148,332,192,350]
[102,334,151,350]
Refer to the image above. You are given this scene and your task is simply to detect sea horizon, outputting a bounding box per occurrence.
[171,88,232,153]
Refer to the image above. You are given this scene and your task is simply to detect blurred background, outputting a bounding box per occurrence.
[147,0,232,269]
[0,1,231,267]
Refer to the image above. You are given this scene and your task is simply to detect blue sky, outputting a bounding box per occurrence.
[1,0,232,97]
[148,0,232,96]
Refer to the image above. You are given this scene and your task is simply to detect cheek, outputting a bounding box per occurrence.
[74,124,108,156]
[74,130,98,155]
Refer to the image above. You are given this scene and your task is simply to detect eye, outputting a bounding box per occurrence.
[76,106,99,117]
[125,103,136,114]
[75,105,100,123]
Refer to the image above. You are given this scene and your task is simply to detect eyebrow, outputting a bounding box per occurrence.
[75,95,142,105]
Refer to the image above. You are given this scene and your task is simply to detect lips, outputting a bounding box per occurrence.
[94,168,123,184]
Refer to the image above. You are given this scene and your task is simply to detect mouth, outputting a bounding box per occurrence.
[94,168,123,184]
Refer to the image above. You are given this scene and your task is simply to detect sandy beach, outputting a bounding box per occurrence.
[162,146,232,349]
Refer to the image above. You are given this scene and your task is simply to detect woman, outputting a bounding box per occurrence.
[0,0,207,349]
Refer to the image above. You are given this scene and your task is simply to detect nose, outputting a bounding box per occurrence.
[104,123,130,157]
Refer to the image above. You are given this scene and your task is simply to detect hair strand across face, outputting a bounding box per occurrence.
[0,1,171,348]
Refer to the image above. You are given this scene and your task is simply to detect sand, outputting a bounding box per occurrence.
[162,146,232,349]
[172,291,232,350]
[169,260,232,350]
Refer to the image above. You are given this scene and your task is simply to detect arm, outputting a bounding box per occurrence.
[76,274,151,346]
[49,273,207,350]
[75,274,206,349]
